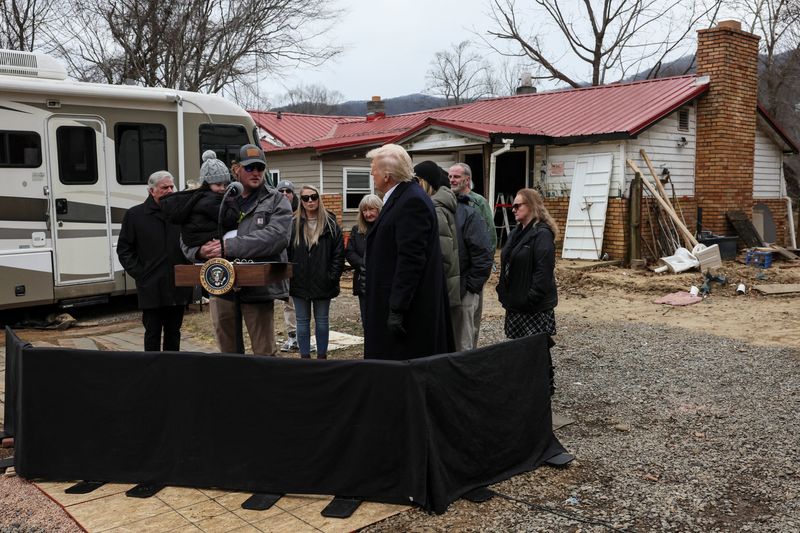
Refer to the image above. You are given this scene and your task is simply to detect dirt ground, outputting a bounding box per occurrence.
[544,258,800,350]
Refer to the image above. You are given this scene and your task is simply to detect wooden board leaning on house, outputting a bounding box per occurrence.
[175,262,292,287]
[725,211,764,248]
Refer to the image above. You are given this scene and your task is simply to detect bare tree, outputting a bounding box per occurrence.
[734,0,800,199]
[486,0,723,87]
[425,40,494,104]
[0,0,56,51]
[279,83,344,114]
[484,58,539,96]
[735,0,800,113]
[45,0,342,100]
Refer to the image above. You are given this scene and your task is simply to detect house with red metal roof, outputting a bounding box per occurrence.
[252,21,798,260]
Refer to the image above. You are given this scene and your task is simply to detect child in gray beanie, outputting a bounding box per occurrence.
[160,150,241,246]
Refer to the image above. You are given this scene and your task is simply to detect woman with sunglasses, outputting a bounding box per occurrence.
[497,188,559,346]
[345,194,383,327]
[288,185,345,359]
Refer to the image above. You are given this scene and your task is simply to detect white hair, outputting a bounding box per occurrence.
[147,170,174,189]
[366,144,414,182]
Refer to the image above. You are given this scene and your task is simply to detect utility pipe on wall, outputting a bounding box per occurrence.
[488,139,514,212]
[779,163,797,248]
[786,197,797,248]
[172,94,185,191]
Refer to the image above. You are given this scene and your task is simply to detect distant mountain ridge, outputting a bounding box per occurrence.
[274,93,450,117]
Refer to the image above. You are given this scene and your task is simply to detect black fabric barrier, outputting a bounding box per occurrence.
[6,326,565,514]
[3,327,27,437]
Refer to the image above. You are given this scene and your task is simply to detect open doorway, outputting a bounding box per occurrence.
[494,151,528,246]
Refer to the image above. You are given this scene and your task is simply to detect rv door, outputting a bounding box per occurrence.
[46,116,114,286]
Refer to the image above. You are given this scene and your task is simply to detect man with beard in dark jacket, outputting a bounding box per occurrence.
[117,170,193,351]
[184,144,292,356]
[454,193,493,350]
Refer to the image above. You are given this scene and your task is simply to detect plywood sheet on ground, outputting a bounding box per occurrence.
[34,481,409,533]
[752,284,800,295]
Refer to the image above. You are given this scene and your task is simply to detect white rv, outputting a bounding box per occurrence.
[0,49,259,310]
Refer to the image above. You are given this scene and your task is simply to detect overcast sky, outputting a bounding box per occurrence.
[259,0,497,104]
[257,0,739,106]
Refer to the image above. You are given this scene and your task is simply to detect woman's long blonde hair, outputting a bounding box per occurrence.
[356,194,383,234]
[294,184,336,247]
[516,188,560,242]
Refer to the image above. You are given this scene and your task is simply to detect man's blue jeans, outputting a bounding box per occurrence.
[292,297,331,358]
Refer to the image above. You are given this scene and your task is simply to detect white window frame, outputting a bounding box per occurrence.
[268,168,280,185]
[343,167,373,212]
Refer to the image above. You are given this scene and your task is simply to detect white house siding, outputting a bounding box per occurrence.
[534,142,626,199]
[264,151,320,190]
[410,153,457,169]
[753,125,783,199]
[624,106,697,198]
[324,158,372,230]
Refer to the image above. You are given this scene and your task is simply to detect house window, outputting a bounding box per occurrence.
[268,169,280,187]
[56,126,98,184]
[0,130,41,167]
[115,123,168,184]
[199,124,250,167]
[678,107,690,131]
[343,167,373,211]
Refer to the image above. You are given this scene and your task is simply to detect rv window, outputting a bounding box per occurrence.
[115,123,168,184]
[56,126,98,184]
[343,168,373,211]
[0,131,42,168]
[199,124,249,167]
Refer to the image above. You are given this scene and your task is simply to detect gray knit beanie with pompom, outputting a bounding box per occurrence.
[199,150,231,185]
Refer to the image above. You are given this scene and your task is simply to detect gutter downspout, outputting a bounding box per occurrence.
[488,139,514,212]
[780,161,797,248]
[170,94,186,190]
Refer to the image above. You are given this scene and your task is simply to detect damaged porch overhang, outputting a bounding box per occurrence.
[393,124,489,153]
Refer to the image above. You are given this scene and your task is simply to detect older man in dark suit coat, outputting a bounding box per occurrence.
[117,170,193,351]
[363,144,453,360]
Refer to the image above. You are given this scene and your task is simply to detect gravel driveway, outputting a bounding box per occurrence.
[366,313,800,532]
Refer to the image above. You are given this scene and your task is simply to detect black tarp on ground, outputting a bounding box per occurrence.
[6,327,565,514]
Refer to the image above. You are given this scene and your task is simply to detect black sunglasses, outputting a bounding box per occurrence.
[243,163,265,172]
[511,203,526,210]
[301,193,319,202]
[278,188,291,193]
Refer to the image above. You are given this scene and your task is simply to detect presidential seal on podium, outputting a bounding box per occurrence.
[199,258,236,295]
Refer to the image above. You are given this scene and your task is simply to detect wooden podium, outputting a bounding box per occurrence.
[175,262,292,287]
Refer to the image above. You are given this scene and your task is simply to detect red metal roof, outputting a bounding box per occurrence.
[253,75,711,153]
[248,111,346,147]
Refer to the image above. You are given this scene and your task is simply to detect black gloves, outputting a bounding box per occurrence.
[387,310,406,338]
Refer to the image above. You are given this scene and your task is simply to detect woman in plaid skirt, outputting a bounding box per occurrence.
[496,188,559,339]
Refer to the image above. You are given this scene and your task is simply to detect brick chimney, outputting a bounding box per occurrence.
[366,96,385,121]
[694,20,760,235]
[516,72,537,95]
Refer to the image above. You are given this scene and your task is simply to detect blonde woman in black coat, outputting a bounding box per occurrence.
[289,185,345,359]
[345,194,382,326]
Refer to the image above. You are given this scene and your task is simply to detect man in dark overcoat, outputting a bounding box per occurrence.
[117,170,192,351]
[363,144,453,360]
